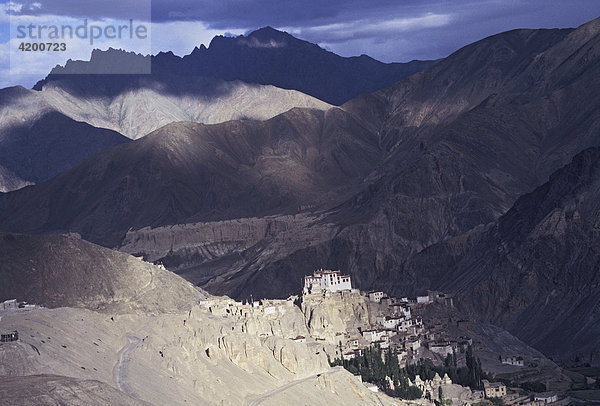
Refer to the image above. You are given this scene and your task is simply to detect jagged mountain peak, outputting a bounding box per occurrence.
[32,28,434,105]
[245,26,297,45]
[205,26,298,49]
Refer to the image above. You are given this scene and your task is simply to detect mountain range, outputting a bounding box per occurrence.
[1,19,600,365]
[0,27,431,192]
[37,27,435,105]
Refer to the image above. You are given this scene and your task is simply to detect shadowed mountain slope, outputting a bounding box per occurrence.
[179,21,600,299]
[0,107,380,246]
[1,20,600,369]
[0,109,129,190]
[0,232,204,312]
[3,20,600,290]
[396,147,600,364]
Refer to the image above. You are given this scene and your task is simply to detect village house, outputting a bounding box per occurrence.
[406,337,421,352]
[1,299,17,311]
[397,349,408,361]
[429,341,454,356]
[0,331,18,342]
[417,295,431,305]
[368,291,384,303]
[482,380,507,398]
[534,392,558,404]
[303,269,352,294]
[502,355,525,367]
[362,329,386,343]
[377,316,403,330]
[391,303,412,318]
[428,291,455,307]
[347,338,359,348]
[380,297,399,306]
[342,351,356,361]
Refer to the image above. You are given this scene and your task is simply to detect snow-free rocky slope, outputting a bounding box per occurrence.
[0,232,396,405]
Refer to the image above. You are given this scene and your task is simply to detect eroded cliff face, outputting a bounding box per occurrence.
[119,213,340,292]
[0,233,399,404]
[301,291,374,343]
[0,301,395,405]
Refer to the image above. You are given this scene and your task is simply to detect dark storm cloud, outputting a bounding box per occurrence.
[4,0,600,61]
[6,0,432,26]
[5,0,151,20]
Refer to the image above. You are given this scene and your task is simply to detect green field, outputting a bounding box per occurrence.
[569,390,600,401]
[549,379,572,391]
[563,369,588,389]
[569,368,600,378]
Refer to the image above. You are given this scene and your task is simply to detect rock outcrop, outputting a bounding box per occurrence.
[301,290,374,344]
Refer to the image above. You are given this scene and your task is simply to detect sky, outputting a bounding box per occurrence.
[1,0,600,88]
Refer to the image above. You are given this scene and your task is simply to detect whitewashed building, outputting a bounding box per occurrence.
[369,291,384,303]
[304,269,352,294]
[482,380,506,398]
[430,342,454,356]
[362,329,386,343]
[502,356,524,366]
[1,299,17,310]
[534,392,558,404]
[417,295,431,305]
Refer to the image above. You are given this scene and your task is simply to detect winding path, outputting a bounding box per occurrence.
[115,335,142,397]
[246,367,343,406]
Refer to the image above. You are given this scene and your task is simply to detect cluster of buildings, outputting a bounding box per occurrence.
[360,290,462,366]
[199,297,296,319]
[372,291,454,308]
[299,270,563,405]
[301,270,466,367]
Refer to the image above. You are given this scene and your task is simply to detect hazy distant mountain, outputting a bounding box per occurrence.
[0,26,428,191]
[36,27,436,105]
[31,69,332,139]
[0,85,129,191]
